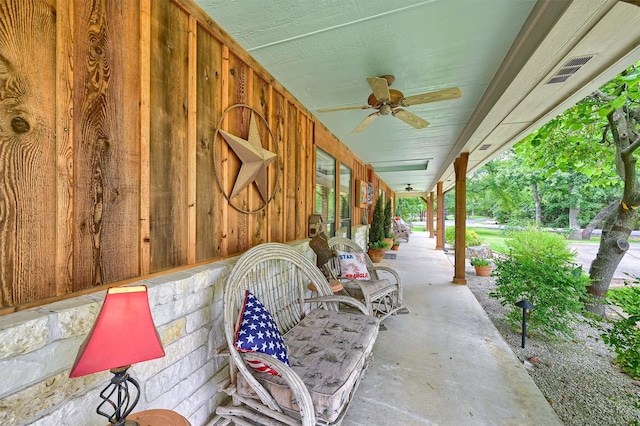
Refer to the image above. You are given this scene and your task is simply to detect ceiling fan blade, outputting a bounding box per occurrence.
[317,104,372,113]
[367,77,391,102]
[352,112,380,133]
[400,87,462,106]
[392,108,429,129]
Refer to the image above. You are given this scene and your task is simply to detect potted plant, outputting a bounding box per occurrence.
[392,237,400,251]
[368,241,387,262]
[368,197,386,262]
[470,258,492,276]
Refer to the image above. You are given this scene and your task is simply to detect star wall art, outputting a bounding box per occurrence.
[213,105,279,214]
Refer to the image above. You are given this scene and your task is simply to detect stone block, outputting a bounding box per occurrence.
[145,346,207,401]
[1,337,84,397]
[51,296,101,339]
[0,311,48,360]
[466,246,493,260]
[0,368,106,425]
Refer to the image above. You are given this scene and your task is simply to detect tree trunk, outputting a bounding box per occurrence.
[582,200,618,240]
[586,96,640,316]
[568,207,581,240]
[531,183,542,224]
[587,204,636,315]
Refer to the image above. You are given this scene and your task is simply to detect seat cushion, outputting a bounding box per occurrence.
[342,278,394,301]
[237,308,379,423]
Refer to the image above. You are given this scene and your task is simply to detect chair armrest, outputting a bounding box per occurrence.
[369,266,401,284]
[305,295,369,315]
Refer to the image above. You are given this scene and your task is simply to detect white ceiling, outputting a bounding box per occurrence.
[195,0,640,196]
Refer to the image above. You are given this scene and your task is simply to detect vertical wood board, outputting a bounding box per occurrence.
[0,0,57,307]
[269,90,286,243]
[224,53,249,255]
[285,102,297,242]
[149,0,189,272]
[195,24,222,261]
[72,0,141,290]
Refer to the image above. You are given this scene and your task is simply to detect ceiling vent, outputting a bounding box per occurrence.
[478,144,492,151]
[546,55,593,84]
[373,161,429,173]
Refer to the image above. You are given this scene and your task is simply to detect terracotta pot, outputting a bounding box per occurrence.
[392,245,399,251]
[382,238,394,250]
[474,265,492,277]
[367,248,385,263]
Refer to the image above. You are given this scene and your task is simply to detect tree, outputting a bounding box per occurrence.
[396,197,426,221]
[369,196,385,246]
[468,151,537,224]
[384,199,393,239]
[518,61,640,315]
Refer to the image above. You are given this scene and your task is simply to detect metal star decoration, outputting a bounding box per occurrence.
[219,112,276,201]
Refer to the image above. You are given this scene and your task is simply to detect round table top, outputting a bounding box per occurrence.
[127,409,191,426]
[308,279,344,293]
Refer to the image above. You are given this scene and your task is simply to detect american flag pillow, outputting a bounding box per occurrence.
[336,250,371,280]
[234,290,289,375]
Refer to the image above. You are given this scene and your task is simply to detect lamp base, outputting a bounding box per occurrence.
[98,366,141,425]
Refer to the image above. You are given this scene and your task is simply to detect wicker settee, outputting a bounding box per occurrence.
[216,243,379,426]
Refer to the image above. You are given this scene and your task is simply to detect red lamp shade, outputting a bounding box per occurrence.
[69,285,165,378]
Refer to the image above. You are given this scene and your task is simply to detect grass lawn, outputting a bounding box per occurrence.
[411,225,639,252]
[468,226,639,252]
[468,227,510,253]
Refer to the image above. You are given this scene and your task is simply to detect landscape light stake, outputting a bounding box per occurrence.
[515,300,535,348]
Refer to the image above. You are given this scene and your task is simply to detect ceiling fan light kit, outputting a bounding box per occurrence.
[318,75,462,133]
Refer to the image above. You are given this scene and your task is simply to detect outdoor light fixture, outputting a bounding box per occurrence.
[515,300,535,348]
[70,285,165,426]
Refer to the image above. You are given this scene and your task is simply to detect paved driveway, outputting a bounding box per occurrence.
[569,242,640,282]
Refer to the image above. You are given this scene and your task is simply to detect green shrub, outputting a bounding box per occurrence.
[384,199,394,239]
[602,277,640,379]
[369,197,385,246]
[504,227,576,263]
[444,226,482,247]
[602,313,640,379]
[490,229,590,339]
[608,283,640,316]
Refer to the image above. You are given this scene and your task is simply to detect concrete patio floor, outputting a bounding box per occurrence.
[342,232,562,426]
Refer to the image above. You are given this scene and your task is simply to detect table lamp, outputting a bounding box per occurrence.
[69,285,165,426]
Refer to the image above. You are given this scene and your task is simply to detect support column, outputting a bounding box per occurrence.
[453,153,469,285]
[427,191,435,238]
[436,182,444,250]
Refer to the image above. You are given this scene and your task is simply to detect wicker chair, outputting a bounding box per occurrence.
[328,236,408,322]
[392,218,410,242]
[216,242,379,426]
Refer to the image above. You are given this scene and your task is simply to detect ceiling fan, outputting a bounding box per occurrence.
[317,75,462,133]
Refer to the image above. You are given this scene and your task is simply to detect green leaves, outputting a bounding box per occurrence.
[490,229,590,339]
[601,278,640,380]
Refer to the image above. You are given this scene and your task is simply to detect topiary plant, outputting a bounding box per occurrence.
[384,199,394,239]
[369,196,385,248]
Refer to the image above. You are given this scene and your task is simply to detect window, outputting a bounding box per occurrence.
[338,163,352,238]
[316,148,336,236]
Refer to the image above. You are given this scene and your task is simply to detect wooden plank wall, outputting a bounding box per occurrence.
[0,0,325,312]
